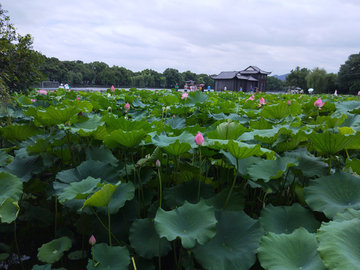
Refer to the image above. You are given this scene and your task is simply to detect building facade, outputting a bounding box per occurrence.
[211,66,271,92]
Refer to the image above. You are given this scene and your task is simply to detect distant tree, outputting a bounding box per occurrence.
[305,67,327,94]
[285,66,310,92]
[0,5,45,94]
[182,70,197,82]
[97,68,116,86]
[197,73,214,88]
[163,68,183,88]
[325,73,338,94]
[266,76,286,91]
[337,53,360,94]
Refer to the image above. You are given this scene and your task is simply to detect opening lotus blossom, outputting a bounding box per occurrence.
[37,89,48,95]
[245,94,255,102]
[258,97,267,107]
[314,98,325,109]
[181,92,189,100]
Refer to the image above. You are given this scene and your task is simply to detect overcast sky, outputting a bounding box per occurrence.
[2,0,359,76]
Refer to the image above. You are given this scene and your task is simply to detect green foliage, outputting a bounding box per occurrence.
[306,67,328,93]
[0,88,359,269]
[266,76,286,91]
[285,66,310,91]
[337,52,360,94]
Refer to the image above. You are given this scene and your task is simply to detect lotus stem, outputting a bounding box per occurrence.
[158,237,162,270]
[158,167,162,208]
[55,196,58,238]
[107,205,112,246]
[223,158,239,210]
[132,257,137,270]
[14,220,25,270]
[197,147,202,202]
[91,245,95,267]
[328,154,332,175]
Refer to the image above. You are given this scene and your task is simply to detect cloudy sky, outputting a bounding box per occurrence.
[2,0,359,76]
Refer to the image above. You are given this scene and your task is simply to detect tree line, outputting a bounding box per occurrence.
[38,57,216,89]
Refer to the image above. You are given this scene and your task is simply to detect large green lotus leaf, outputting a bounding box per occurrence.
[274,132,306,152]
[158,95,179,106]
[333,208,360,222]
[100,181,135,214]
[103,114,152,133]
[335,100,360,114]
[152,131,197,148]
[0,155,43,182]
[207,121,248,140]
[85,146,118,167]
[261,102,293,119]
[31,264,52,270]
[209,112,249,124]
[16,95,33,106]
[83,183,119,208]
[104,129,147,149]
[61,99,93,113]
[0,172,23,205]
[253,127,287,144]
[0,150,13,166]
[222,151,261,176]
[25,105,80,126]
[0,123,41,141]
[339,113,360,130]
[26,136,51,155]
[58,176,101,203]
[304,170,360,219]
[204,188,245,211]
[250,117,273,130]
[0,198,20,223]
[258,228,326,270]
[306,130,359,154]
[162,140,191,156]
[285,148,328,177]
[317,218,360,270]
[259,204,320,234]
[69,114,104,135]
[192,210,264,270]
[132,98,146,108]
[345,157,360,174]
[56,160,120,184]
[225,140,263,160]
[37,237,72,264]
[129,218,172,259]
[247,157,298,182]
[185,91,208,106]
[165,116,186,129]
[154,200,217,249]
[87,243,130,270]
[164,179,214,208]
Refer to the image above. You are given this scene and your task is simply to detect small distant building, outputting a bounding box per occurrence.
[211,66,271,92]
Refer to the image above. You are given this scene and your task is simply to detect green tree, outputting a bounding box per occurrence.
[0,5,45,94]
[325,73,337,94]
[266,76,286,91]
[285,66,310,92]
[305,67,327,94]
[337,53,360,94]
[163,68,183,88]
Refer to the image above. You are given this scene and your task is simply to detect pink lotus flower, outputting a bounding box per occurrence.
[31,99,36,102]
[156,159,161,168]
[76,97,80,100]
[258,97,267,107]
[124,102,130,110]
[37,89,48,95]
[194,132,204,146]
[110,85,115,92]
[89,235,96,246]
[314,98,325,109]
[181,92,189,100]
[245,94,255,102]
[287,100,291,105]
[358,91,360,96]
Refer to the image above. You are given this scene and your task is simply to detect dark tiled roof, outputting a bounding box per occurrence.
[240,65,271,75]
[237,75,258,81]
[211,71,239,79]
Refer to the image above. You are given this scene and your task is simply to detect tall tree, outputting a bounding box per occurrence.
[305,67,327,94]
[285,66,310,92]
[337,53,360,94]
[163,68,183,88]
[266,76,286,91]
[0,5,45,94]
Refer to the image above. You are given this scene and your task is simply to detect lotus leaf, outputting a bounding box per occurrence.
[258,228,326,270]
[259,203,320,234]
[129,218,172,259]
[0,123,41,141]
[86,243,130,270]
[305,170,360,218]
[104,129,147,149]
[37,237,72,264]
[317,218,360,269]
[154,200,217,248]
[192,210,264,270]
[0,198,20,223]
[83,183,119,209]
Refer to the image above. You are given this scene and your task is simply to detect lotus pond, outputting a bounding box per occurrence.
[1,88,360,270]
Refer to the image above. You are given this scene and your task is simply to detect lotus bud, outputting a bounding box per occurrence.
[173,115,175,118]
[89,235,96,246]
[162,107,165,112]
[287,100,291,106]
[110,85,115,92]
[124,102,130,110]
[107,93,111,97]
[31,99,36,102]
[107,107,111,111]
[156,159,161,168]
[194,132,204,146]
[166,106,170,112]
[314,98,325,109]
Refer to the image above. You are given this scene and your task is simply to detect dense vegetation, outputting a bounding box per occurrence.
[1,88,360,269]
